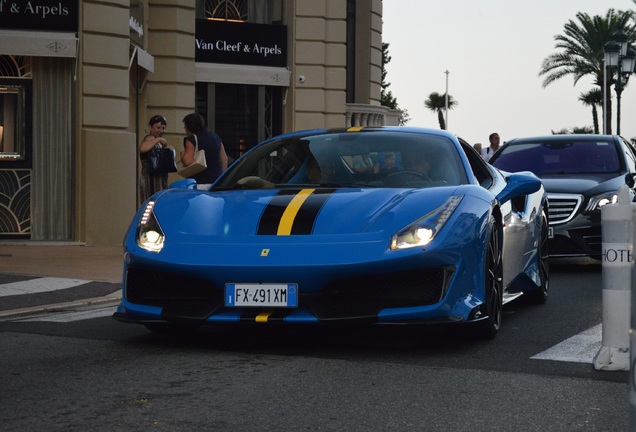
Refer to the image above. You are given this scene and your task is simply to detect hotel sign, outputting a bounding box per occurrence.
[0,0,78,32]
[195,19,287,67]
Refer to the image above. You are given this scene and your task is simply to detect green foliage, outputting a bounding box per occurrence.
[539,9,635,134]
[381,42,409,124]
[424,92,458,130]
[551,126,594,134]
[578,88,602,133]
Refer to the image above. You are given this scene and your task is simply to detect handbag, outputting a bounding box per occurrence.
[149,146,177,174]
[177,134,207,177]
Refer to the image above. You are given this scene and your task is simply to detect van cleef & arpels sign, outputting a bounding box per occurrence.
[195,19,287,67]
[0,0,77,32]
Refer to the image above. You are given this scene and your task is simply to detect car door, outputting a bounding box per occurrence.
[459,139,534,292]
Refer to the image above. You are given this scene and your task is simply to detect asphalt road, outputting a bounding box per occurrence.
[0,258,630,431]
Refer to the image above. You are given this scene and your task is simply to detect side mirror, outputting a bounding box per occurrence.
[625,173,636,188]
[496,172,542,204]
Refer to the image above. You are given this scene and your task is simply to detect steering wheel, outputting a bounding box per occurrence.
[383,170,432,187]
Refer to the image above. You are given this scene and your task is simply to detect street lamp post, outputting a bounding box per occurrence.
[603,30,636,136]
[444,70,449,130]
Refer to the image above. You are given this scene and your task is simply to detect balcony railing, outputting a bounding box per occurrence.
[345,103,402,127]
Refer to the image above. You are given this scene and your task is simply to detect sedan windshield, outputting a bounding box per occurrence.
[214,131,467,190]
[492,139,622,175]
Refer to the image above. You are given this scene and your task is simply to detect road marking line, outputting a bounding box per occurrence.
[0,277,90,297]
[18,306,116,322]
[531,324,601,363]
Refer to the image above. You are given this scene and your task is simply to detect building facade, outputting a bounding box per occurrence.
[0,0,398,246]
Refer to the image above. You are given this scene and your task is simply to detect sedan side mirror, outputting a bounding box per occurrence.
[625,173,636,188]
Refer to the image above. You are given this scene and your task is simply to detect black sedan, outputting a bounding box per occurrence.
[489,134,636,258]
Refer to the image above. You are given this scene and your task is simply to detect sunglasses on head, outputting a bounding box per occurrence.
[149,115,167,126]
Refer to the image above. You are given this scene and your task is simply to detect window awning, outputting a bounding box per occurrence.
[196,63,290,87]
[130,45,154,73]
[0,30,78,58]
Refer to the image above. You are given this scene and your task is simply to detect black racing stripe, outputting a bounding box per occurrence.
[257,190,299,235]
[257,189,335,235]
[290,189,335,235]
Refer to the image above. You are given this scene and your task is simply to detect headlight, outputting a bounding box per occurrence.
[390,195,463,250]
[586,191,618,212]
[136,200,165,252]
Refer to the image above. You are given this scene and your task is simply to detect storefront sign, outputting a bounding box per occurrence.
[195,19,287,68]
[130,0,143,46]
[0,0,78,32]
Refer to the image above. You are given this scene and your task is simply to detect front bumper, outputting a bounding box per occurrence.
[549,213,601,258]
[114,264,466,325]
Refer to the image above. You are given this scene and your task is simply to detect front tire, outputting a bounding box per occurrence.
[526,210,549,304]
[475,221,503,340]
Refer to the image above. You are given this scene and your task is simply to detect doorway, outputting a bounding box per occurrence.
[195,83,282,163]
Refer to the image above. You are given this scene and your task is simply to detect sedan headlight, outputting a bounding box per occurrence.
[136,200,165,252]
[586,191,618,212]
[390,195,463,250]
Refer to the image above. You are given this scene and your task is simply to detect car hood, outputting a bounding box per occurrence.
[151,186,464,241]
[539,173,626,195]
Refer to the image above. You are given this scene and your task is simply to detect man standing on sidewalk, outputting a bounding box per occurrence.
[481,132,501,163]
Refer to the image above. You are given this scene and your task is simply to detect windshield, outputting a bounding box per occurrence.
[213,131,468,190]
[492,139,622,175]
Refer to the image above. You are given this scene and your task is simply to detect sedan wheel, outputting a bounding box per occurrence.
[475,222,503,340]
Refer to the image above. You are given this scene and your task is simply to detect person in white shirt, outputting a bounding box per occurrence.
[481,132,501,163]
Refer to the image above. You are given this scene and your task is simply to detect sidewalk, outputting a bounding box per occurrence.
[0,243,123,318]
[0,242,122,283]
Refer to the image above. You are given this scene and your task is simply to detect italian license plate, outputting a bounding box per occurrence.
[548,227,554,239]
[225,283,298,308]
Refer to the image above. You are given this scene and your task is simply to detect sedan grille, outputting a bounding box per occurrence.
[547,193,583,225]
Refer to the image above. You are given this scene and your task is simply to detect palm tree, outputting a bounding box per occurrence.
[424,92,457,130]
[539,9,635,135]
[578,88,602,133]
[551,126,594,134]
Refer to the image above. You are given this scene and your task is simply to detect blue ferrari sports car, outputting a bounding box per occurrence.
[114,126,549,339]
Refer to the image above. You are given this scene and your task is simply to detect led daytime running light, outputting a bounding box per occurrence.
[137,200,165,252]
[391,195,463,250]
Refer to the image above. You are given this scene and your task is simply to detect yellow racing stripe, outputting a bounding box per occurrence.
[277,188,315,235]
[255,311,272,323]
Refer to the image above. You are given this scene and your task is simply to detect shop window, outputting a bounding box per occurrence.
[200,0,281,24]
[204,0,247,21]
[0,84,28,161]
[0,57,32,166]
[0,55,31,78]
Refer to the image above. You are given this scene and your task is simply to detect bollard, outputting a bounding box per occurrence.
[593,185,633,371]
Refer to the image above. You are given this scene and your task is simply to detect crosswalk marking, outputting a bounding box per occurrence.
[0,277,90,297]
[18,306,116,322]
[531,324,602,363]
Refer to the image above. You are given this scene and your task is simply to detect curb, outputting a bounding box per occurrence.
[0,290,121,321]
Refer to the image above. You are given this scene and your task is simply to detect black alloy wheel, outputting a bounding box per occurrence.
[475,221,503,340]
[526,210,549,304]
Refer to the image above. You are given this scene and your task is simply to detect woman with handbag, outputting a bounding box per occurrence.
[179,112,228,189]
[139,114,170,204]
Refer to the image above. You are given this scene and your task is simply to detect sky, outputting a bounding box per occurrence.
[382,0,636,145]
